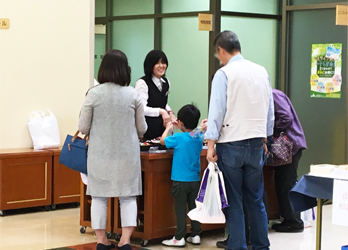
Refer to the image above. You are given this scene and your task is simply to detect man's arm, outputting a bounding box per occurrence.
[205,70,228,162]
[267,78,275,137]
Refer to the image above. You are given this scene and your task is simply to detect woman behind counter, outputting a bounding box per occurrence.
[135,50,176,140]
[79,50,147,250]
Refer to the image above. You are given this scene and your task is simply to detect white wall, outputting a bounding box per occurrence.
[0,0,94,149]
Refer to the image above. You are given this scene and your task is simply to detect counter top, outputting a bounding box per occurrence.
[0,148,53,159]
[45,147,63,155]
[0,148,207,160]
[140,149,207,160]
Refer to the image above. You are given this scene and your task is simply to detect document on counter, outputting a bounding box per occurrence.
[332,179,348,227]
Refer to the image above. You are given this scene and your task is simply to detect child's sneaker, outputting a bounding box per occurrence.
[186,235,201,245]
[162,237,185,247]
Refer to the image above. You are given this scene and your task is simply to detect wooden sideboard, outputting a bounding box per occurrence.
[0,148,82,215]
[48,148,80,208]
[0,149,53,214]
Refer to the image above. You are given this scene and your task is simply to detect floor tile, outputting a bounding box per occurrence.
[0,205,347,250]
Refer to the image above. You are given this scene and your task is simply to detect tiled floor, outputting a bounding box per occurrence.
[47,242,144,250]
[0,205,347,250]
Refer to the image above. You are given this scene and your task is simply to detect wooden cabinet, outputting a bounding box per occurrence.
[112,150,224,245]
[0,149,53,213]
[49,148,80,206]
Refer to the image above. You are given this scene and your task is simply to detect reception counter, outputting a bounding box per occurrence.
[112,149,224,246]
[80,149,279,246]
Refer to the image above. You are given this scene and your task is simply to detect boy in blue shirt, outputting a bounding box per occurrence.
[160,104,203,247]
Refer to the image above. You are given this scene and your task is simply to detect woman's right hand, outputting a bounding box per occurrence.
[159,109,171,127]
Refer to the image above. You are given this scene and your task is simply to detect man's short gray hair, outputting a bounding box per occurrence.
[213,31,241,54]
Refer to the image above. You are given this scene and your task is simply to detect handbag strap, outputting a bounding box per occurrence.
[213,162,229,208]
[71,130,89,146]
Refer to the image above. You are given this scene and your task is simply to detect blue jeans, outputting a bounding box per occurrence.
[216,138,270,250]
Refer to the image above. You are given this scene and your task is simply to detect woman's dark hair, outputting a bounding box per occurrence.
[143,50,168,77]
[177,104,201,130]
[213,30,241,54]
[98,49,131,86]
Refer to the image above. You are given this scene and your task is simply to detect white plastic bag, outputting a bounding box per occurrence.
[301,208,315,228]
[81,173,88,185]
[188,162,228,224]
[27,109,60,149]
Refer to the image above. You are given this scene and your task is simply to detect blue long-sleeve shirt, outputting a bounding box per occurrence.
[205,55,274,141]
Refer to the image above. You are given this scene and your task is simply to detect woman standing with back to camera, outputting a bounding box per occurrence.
[135,50,176,140]
[79,50,147,250]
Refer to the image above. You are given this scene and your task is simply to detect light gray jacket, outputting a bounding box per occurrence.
[78,82,147,197]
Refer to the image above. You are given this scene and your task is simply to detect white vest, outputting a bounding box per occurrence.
[218,59,270,143]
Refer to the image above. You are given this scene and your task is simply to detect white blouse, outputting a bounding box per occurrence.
[135,75,172,117]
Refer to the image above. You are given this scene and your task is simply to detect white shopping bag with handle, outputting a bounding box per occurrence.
[27,109,60,149]
[301,208,315,228]
[188,162,228,224]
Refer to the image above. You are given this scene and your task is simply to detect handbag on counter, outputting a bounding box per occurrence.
[270,132,293,166]
[59,130,88,174]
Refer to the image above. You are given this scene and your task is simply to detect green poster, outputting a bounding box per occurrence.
[310,43,342,98]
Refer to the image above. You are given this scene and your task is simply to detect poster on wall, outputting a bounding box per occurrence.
[310,43,342,98]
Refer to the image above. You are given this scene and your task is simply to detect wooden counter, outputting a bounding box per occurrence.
[135,150,279,220]
[113,150,224,246]
[79,149,278,245]
[0,148,53,214]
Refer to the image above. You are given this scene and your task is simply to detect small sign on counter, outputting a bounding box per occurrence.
[332,179,348,227]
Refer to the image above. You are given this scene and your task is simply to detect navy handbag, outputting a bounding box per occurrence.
[59,130,88,174]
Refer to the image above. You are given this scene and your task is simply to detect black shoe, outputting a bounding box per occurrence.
[97,243,116,250]
[272,223,304,233]
[216,239,228,249]
[117,244,132,250]
[216,239,253,249]
[271,222,280,229]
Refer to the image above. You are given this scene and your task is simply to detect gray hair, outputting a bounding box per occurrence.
[213,30,241,53]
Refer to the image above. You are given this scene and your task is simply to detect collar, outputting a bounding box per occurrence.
[227,54,244,65]
[151,75,165,84]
